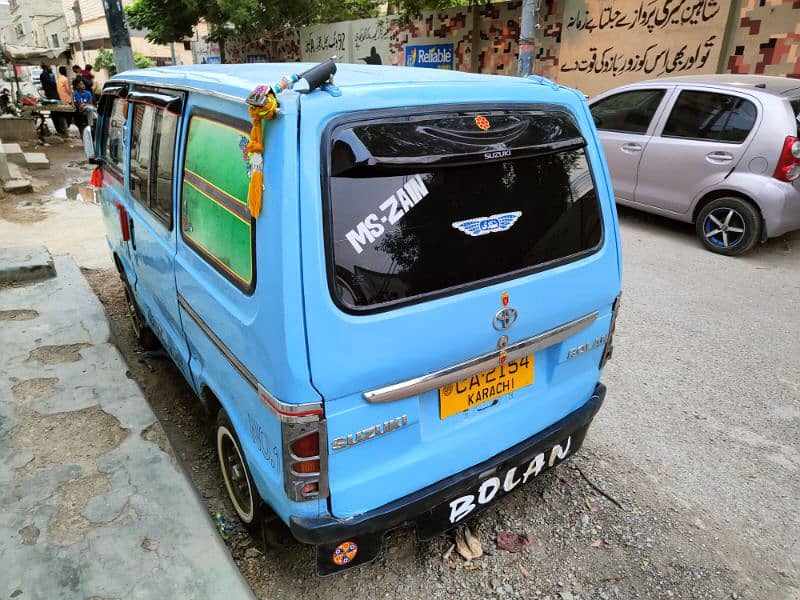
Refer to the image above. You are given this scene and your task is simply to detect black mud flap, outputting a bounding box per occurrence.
[315,532,384,576]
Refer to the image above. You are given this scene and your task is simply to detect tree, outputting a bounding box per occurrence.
[125,0,202,46]
[94,48,155,76]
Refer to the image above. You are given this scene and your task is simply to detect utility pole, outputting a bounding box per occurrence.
[101,0,135,73]
[71,1,87,65]
[517,0,539,77]
[470,0,481,73]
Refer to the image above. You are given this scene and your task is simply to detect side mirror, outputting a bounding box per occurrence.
[82,125,95,160]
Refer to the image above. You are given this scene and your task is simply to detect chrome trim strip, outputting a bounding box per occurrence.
[258,385,323,424]
[177,294,257,389]
[363,311,599,404]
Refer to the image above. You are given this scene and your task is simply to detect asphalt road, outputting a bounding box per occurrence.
[597,206,800,594]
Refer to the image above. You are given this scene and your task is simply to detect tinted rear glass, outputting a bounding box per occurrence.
[791,99,800,136]
[326,109,603,311]
[662,91,757,143]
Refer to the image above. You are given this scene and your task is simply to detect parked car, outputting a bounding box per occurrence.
[590,75,800,255]
[89,62,621,575]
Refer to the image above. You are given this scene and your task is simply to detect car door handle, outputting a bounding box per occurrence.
[706,151,734,164]
[129,217,136,251]
[621,143,642,153]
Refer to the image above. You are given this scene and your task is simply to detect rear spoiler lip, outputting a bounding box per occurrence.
[363,310,598,404]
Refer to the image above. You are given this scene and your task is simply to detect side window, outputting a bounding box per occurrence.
[128,102,178,227]
[151,110,177,225]
[181,114,254,292]
[590,89,666,134]
[662,91,757,143]
[100,97,126,174]
[129,103,155,206]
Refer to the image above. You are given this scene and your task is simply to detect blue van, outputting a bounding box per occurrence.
[91,62,622,575]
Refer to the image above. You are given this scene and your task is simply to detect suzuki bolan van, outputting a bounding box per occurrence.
[91,61,622,575]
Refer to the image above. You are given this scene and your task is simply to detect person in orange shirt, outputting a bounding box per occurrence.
[56,66,73,136]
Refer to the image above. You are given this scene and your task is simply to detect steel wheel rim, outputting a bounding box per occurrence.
[217,426,254,522]
[703,207,746,248]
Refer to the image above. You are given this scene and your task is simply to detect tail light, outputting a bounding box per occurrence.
[600,294,620,369]
[773,136,800,182]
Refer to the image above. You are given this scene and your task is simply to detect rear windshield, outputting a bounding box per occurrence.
[326,108,603,311]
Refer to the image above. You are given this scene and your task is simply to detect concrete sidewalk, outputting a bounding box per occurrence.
[0,254,254,599]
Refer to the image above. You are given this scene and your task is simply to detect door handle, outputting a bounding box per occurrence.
[621,143,643,153]
[706,151,734,164]
[129,217,136,251]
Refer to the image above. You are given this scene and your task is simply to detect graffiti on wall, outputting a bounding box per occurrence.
[558,0,732,95]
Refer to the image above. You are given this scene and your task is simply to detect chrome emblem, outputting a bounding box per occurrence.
[493,307,518,331]
[331,415,409,451]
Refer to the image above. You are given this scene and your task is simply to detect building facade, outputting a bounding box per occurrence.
[5,0,68,49]
[63,0,197,68]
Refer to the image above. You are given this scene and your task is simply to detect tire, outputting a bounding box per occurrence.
[216,409,263,531]
[121,279,160,350]
[695,196,761,256]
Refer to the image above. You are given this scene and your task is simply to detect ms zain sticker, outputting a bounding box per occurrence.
[345,174,430,254]
[452,211,522,237]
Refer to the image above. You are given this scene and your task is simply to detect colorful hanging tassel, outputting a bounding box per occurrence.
[245,87,279,219]
[89,166,103,188]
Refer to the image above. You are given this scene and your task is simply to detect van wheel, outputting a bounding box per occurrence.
[216,409,263,530]
[695,197,761,256]
[121,280,160,350]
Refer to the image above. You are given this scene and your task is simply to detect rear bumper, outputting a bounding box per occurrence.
[762,179,800,238]
[290,383,606,573]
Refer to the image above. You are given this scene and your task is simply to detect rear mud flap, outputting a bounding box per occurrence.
[315,532,384,576]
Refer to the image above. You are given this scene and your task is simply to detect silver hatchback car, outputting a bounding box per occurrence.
[590,75,800,255]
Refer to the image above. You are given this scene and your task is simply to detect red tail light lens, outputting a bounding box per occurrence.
[773,136,800,182]
[290,432,319,458]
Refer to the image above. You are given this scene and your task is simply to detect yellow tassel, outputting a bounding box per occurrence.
[248,169,263,219]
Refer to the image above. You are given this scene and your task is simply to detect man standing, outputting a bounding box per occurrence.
[56,66,74,135]
[39,64,58,100]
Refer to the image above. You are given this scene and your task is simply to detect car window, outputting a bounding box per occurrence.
[791,98,800,136]
[662,91,757,143]
[327,110,602,311]
[590,89,665,134]
[181,113,255,292]
[100,97,126,175]
[150,110,177,225]
[129,103,156,206]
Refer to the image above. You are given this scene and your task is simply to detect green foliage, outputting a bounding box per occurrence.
[94,48,155,76]
[125,0,201,45]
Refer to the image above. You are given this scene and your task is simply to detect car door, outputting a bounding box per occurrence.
[123,89,192,379]
[590,87,672,203]
[633,88,760,215]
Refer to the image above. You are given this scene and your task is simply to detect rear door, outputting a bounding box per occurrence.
[123,89,191,376]
[634,88,760,214]
[299,86,621,518]
[590,87,671,202]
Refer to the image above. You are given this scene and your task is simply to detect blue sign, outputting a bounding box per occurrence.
[205,55,221,65]
[405,44,454,70]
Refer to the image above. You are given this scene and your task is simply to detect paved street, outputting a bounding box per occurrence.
[600,206,800,593]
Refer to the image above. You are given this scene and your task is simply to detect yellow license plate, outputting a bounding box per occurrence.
[438,355,534,419]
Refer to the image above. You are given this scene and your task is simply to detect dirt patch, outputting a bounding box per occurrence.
[27,343,92,365]
[0,309,39,321]
[0,196,48,224]
[47,472,111,547]
[18,524,40,545]
[11,377,59,403]
[13,405,128,474]
[140,422,174,458]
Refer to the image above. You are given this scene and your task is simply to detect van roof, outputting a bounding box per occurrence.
[114,63,558,102]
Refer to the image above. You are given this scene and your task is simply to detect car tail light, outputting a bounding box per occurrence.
[115,201,130,242]
[773,136,800,182]
[282,420,327,501]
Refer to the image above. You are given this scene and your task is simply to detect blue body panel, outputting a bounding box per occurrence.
[97,64,622,529]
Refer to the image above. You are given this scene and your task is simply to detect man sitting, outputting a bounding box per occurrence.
[72,79,96,131]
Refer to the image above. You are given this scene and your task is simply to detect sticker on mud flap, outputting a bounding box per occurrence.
[452,211,522,237]
[345,174,429,254]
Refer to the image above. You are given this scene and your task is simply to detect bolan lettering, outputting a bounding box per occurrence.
[522,452,545,484]
[448,494,476,524]
[503,466,521,492]
[548,436,572,466]
[477,477,501,504]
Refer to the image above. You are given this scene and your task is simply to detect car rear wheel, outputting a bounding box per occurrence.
[216,409,263,529]
[121,279,160,350]
[695,197,761,256]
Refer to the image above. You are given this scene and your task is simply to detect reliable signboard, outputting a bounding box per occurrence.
[405,44,454,69]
